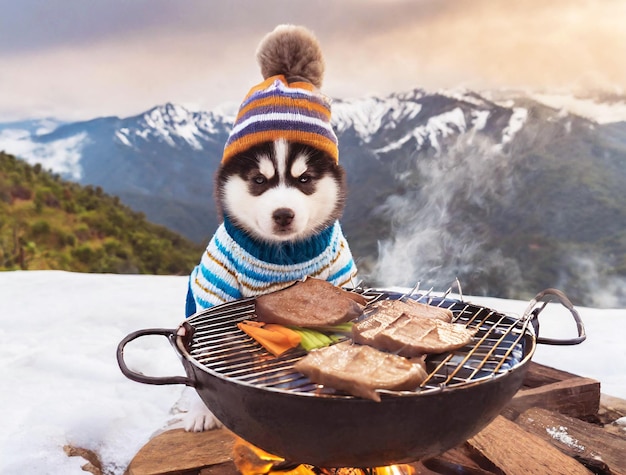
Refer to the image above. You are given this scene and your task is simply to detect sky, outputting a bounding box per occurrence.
[0,270,624,474]
[1,0,626,122]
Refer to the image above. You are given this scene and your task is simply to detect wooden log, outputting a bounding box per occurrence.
[504,377,600,420]
[198,463,238,475]
[125,428,236,475]
[467,415,593,474]
[516,407,626,475]
[521,362,579,389]
[421,445,495,474]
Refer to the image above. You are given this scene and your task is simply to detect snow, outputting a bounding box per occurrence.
[0,270,625,474]
[114,129,133,147]
[545,426,585,452]
[130,104,232,150]
[423,107,467,151]
[332,96,423,141]
[501,107,528,144]
[0,271,186,474]
[374,107,468,154]
[471,110,490,131]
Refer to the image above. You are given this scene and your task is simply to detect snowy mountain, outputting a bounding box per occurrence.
[1,89,625,307]
[0,104,235,241]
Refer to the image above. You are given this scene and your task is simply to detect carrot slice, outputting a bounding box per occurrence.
[263,324,302,347]
[241,320,264,327]
[237,322,301,356]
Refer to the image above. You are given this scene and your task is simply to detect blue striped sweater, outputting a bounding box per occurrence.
[186,217,358,316]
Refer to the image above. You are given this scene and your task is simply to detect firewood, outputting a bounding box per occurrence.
[505,376,600,420]
[521,362,580,388]
[517,407,626,475]
[125,428,236,475]
[467,415,592,474]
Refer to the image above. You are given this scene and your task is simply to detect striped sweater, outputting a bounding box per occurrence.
[186,216,358,316]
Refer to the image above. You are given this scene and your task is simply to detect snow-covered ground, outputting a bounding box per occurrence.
[1,270,624,474]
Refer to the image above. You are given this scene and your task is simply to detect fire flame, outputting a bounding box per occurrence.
[232,437,416,475]
[371,465,415,475]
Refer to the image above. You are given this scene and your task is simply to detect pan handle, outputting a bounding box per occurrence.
[116,327,196,386]
[523,288,586,345]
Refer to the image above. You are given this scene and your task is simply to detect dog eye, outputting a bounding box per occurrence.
[298,174,311,184]
[252,175,267,185]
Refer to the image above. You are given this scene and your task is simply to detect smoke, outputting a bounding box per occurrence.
[368,115,626,308]
[557,254,626,309]
[370,131,524,296]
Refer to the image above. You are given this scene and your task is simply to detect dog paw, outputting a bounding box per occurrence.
[183,396,223,432]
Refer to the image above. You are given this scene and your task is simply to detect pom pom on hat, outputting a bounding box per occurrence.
[256,24,325,88]
[222,25,338,164]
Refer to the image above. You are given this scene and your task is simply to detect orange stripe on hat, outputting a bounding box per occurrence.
[223,130,338,164]
[236,95,332,123]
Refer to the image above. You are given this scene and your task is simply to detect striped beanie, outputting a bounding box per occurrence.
[222,74,338,164]
[221,25,338,164]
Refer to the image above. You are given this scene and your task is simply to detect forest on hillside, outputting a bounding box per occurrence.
[0,152,203,274]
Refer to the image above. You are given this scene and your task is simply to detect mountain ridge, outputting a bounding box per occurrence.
[1,88,624,307]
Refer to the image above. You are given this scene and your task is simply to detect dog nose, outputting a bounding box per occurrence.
[272,208,295,226]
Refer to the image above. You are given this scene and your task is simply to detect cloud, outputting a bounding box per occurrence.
[0,0,438,55]
[1,0,625,121]
[0,129,86,179]
[324,0,626,96]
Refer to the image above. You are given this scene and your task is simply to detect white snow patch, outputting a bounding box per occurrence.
[137,104,210,150]
[471,110,490,130]
[501,107,527,144]
[546,426,585,452]
[332,96,423,141]
[115,129,133,147]
[0,271,188,474]
[375,107,466,154]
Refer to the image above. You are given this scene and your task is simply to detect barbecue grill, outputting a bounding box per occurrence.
[117,286,585,468]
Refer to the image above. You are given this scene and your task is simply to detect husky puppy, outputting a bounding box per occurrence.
[181,25,358,431]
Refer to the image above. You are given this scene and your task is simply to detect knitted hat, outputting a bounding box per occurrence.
[222,26,338,164]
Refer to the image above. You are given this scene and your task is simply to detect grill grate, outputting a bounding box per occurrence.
[185,289,531,399]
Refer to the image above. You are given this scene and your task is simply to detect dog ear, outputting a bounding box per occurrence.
[256,24,325,88]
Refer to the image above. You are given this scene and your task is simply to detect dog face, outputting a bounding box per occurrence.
[216,139,346,243]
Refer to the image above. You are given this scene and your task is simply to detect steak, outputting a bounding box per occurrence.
[255,277,365,327]
[294,341,428,401]
[353,306,476,356]
[367,299,453,323]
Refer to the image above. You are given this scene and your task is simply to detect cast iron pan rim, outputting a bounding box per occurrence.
[173,317,537,399]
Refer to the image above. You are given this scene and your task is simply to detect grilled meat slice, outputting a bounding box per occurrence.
[294,341,427,401]
[255,277,365,327]
[368,299,453,323]
[353,308,476,356]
